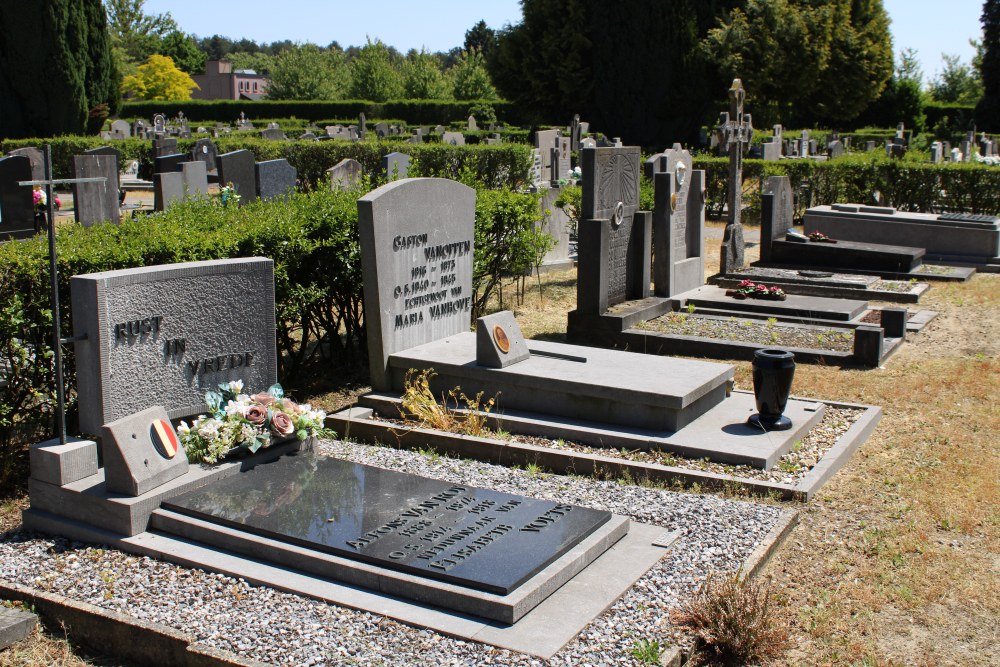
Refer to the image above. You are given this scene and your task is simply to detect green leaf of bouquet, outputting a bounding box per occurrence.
[268,383,285,399]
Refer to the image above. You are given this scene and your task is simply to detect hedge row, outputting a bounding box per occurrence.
[695,152,1000,222]
[0,184,546,489]
[0,136,535,191]
[121,99,521,126]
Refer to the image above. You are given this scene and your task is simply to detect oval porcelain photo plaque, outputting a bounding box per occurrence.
[493,325,511,354]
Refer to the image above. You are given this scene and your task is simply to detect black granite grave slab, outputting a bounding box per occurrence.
[163,454,611,595]
[769,238,924,273]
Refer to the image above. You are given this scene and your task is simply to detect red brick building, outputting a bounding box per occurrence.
[192,60,269,100]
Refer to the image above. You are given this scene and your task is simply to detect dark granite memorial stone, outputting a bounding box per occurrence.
[153,171,184,211]
[163,453,612,595]
[73,154,120,226]
[152,137,178,158]
[255,159,297,201]
[216,150,257,205]
[154,152,186,175]
[83,146,122,190]
[7,147,44,181]
[190,139,218,172]
[0,156,37,240]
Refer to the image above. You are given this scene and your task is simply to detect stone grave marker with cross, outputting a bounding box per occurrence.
[715,79,753,275]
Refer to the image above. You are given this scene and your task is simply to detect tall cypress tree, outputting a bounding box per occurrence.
[977,0,1000,131]
[0,0,118,138]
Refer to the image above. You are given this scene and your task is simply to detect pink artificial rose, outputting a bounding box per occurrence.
[271,411,295,437]
[251,392,277,407]
[245,404,267,426]
[54,196,61,210]
[281,398,302,415]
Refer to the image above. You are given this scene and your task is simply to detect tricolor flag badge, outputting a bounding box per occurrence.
[150,419,180,459]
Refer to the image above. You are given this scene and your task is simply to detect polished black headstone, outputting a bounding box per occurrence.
[154,153,186,175]
[216,150,257,205]
[0,156,36,240]
[163,454,611,595]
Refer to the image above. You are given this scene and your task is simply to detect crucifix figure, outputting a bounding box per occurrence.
[716,78,753,274]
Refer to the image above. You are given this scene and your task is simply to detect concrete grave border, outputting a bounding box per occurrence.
[328,392,881,501]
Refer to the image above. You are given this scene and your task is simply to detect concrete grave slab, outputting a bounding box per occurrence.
[0,605,37,651]
[677,285,868,321]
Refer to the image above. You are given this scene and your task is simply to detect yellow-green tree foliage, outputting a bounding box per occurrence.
[121,53,198,100]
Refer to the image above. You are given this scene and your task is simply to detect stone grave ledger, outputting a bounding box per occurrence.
[577,146,651,314]
[71,258,277,438]
[162,453,614,596]
[358,178,477,391]
[804,205,1000,262]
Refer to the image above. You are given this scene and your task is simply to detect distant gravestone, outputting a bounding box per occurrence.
[535,129,560,183]
[652,144,703,297]
[260,127,287,140]
[216,149,257,205]
[190,138,218,172]
[71,257,277,437]
[759,175,794,264]
[865,140,876,152]
[930,141,943,164]
[434,124,445,135]
[382,152,410,181]
[102,405,189,497]
[761,125,783,161]
[180,161,209,198]
[716,79,752,274]
[84,146,122,191]
[110,120,130,139]
[298,131,317,140]
[576,145,651,315]
[255,158,297,201]
[154,152,186,175]
[467,115,478,131]
[358,112,367,138]
[152,137,177,157]
[153,113,166,134]
[375,123,389,138]
[328,158,362,191]
[441,131,465,146]
[553,137,572,184]
[72,154,120,227]
[530,149,543,188]
[7,147,45,181]
[0,156,36,240]
[827,139,845,159]
[358,178,476,390]
[153,171,184,211]
[570,114,582,152]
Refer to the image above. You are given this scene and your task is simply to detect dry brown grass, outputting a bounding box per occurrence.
[0,619,119,667]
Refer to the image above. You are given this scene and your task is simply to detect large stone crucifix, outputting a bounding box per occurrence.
[716,78,753,274]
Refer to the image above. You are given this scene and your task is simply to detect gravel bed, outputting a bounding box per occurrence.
[636,313,855,351]
[0,440,787,667]
[515,406,864,484]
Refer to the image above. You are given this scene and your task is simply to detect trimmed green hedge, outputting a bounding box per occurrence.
[120,99,520,126]
[694,152,1000,223]
[0,136,534,191]
[0,184,544,489]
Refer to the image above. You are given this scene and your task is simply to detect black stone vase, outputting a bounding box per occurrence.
[748,349,795,431]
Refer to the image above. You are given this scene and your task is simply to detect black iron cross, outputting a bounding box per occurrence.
[716,79,753,228]
[19,146,106,444]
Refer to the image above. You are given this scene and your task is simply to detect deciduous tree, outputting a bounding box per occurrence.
[121,53,198,100]
[266,44,347,100]
[349,39,403,102]
[451,49,496,100]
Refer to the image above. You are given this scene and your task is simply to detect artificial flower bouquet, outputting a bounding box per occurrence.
[807,231,836,243]
[178,381,330,464]
[726,279,787,301]
[33,186,61,214]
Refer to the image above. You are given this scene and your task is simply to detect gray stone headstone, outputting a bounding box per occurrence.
[84,146,122,191]
[652,144,703,297]
[216,149,257,205]
[110,120,130,139]
[375,123,390,138]
[0,155,36,240]
[580,137,596,149]
[180,161,209,198]
[467,115,478,131]
[298,131,317,141]
[153,171,184,211]
[570,114,582,152]
[434,125,446,135]
[535,129,560,183]
[358,178,476,390]
[71,257,277,437]
[328,158,363,191]
[930,141,943,164]
[7,147,44,181]
[152,137,177,158]
[759,175,794,263]
[153,113,166,133]
[260,128,287,140]
[255,159,297,201]
[576,146,651,314]
[827,139,844,159]
[358,112,367,137]
[102,405,189,497]
[476,311,530,368]
[382,152,410,181]
[530,149,543,188]
[442,131,465,146]
[865,140,876,152]
[190,138,218,172]
[72,154,120,227]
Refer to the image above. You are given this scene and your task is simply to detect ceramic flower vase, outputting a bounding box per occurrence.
[748,349,795,431]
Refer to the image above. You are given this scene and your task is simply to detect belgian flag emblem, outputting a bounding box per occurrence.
[150,419,180,459]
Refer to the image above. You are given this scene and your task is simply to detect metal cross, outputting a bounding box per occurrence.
[18,146,106,444]
[715,79,753,227]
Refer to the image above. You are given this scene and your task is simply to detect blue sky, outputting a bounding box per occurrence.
[146,0,983,85]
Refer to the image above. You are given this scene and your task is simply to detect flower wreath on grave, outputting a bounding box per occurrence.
[807,231,837,243]
[726,279,787,301]
[177,380,332,464]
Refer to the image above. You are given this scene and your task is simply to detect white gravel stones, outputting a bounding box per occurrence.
[1,440,787,666]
